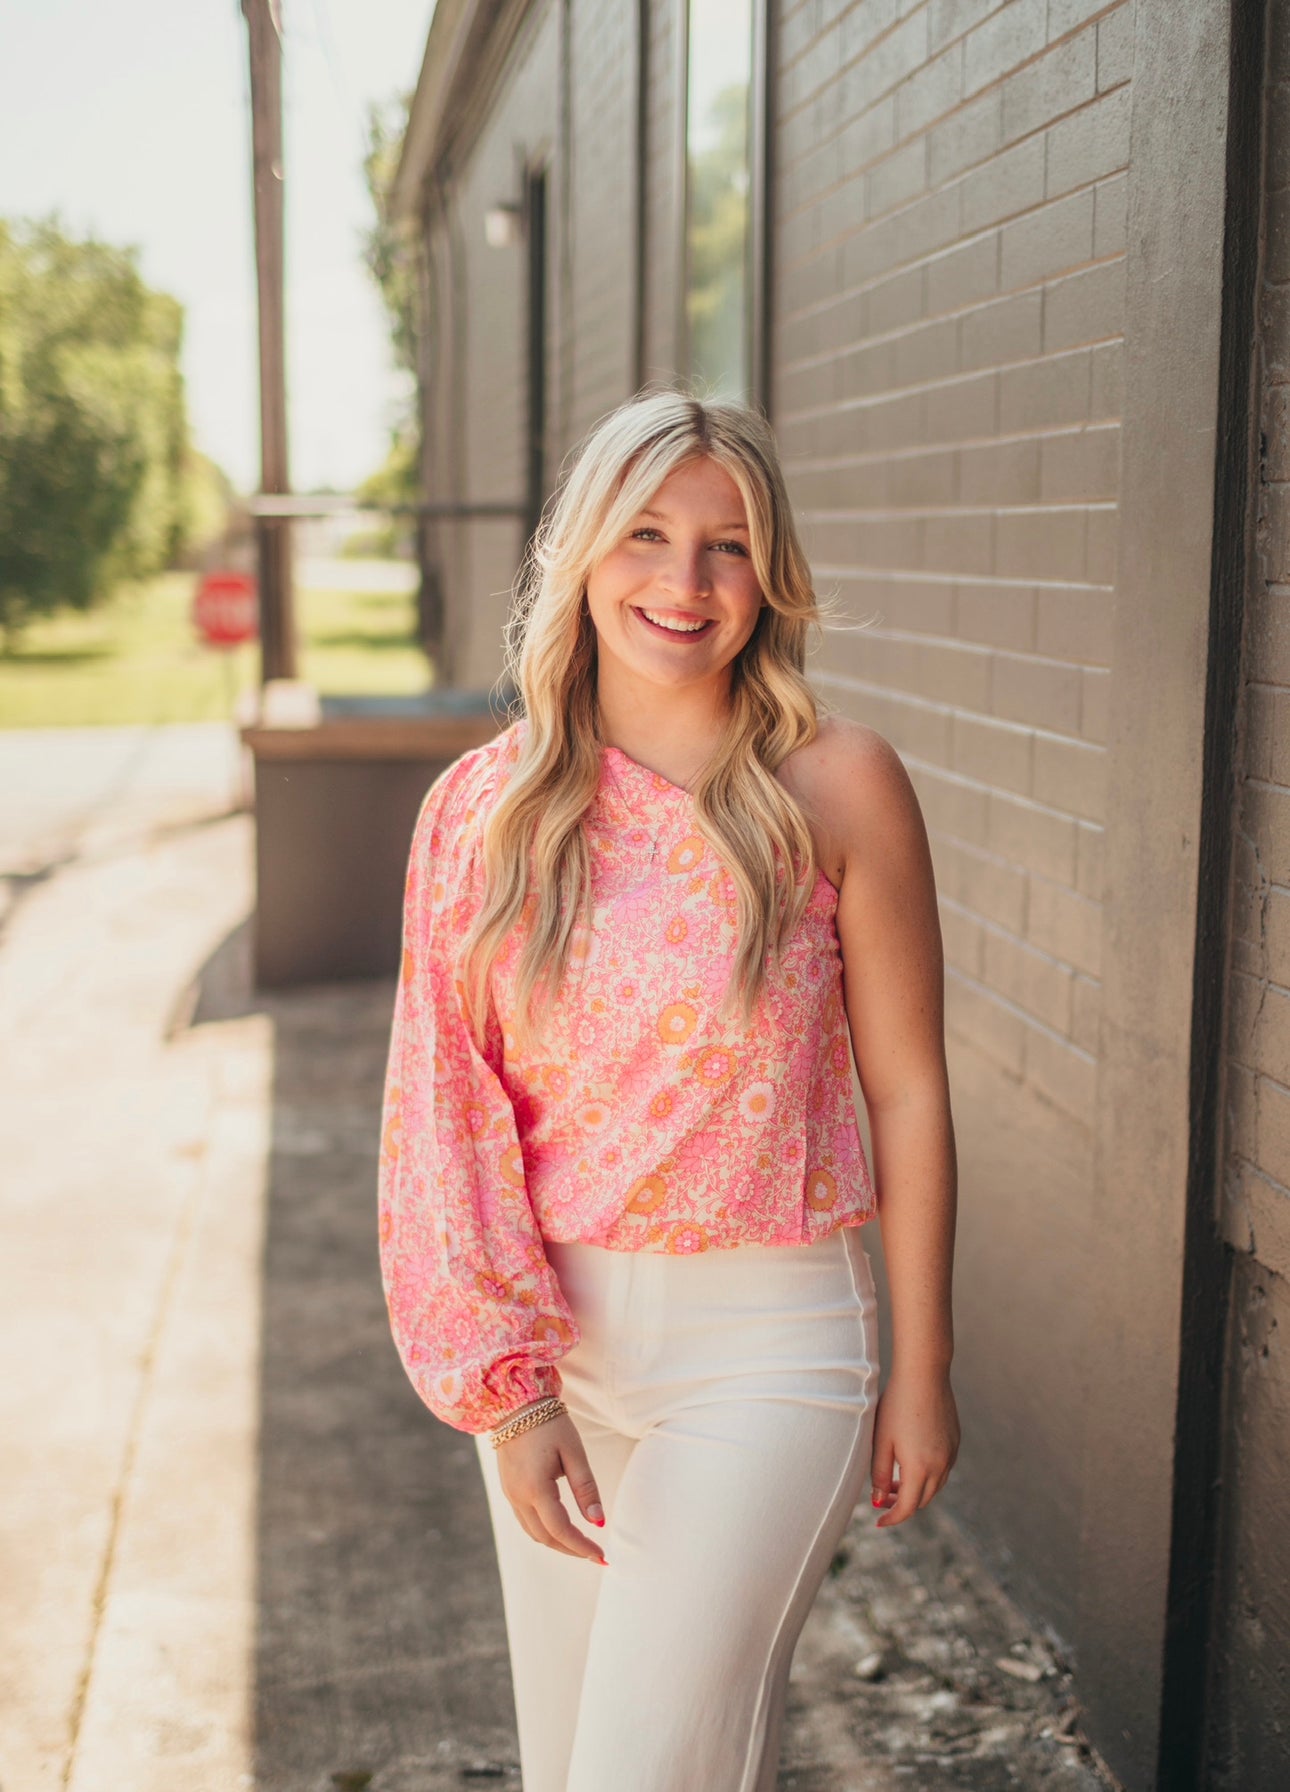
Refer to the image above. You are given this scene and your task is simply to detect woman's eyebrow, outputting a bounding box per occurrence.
[639,508,750,531]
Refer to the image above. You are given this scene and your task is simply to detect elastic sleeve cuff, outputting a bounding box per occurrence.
[480,1361,563,1434]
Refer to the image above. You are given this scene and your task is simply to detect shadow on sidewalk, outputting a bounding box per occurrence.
[190,932,523,1790]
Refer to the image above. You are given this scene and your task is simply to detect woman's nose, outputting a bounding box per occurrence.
[659,545,711,599]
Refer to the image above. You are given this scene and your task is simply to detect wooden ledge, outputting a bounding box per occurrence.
[239,714,501,762]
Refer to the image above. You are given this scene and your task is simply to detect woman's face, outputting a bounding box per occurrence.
[583,455,765,704]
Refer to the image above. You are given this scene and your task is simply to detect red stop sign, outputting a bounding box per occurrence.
[194,572,259,647]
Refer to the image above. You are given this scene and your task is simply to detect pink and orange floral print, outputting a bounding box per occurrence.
[378,720,877,1434]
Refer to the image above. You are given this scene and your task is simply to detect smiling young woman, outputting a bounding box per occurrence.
[585,455,761,671]
[378,389,959,1792]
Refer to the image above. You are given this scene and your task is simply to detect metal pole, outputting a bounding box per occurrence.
[242,0,297,682]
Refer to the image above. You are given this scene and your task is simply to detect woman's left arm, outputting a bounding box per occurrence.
[817,720,960,1529]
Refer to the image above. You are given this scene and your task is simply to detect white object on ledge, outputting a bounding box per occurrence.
[238,679,323,730]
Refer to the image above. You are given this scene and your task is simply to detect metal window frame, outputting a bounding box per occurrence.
[748,0,770,415]
[523,159,550,544]
[633,0,649,388]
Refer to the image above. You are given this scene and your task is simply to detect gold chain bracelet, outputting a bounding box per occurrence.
[489,1396,567,1448]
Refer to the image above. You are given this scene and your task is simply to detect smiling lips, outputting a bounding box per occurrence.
[633,606,716,639]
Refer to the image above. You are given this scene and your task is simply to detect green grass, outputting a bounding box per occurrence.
[0,571,435,727]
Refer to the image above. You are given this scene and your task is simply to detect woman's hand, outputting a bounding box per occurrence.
[869,1367,960,1528]
[495,1412,609,1564]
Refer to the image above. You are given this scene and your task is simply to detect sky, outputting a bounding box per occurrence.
[1,0,436,494]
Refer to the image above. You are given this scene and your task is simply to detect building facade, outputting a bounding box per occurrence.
[391,3,1289,1785]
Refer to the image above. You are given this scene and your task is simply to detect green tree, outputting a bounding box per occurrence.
[0,216,197,646]
[361,93,420,517]
[686,82,751,399]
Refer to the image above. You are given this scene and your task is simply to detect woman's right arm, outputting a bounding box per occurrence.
[377,747,577,1434]
[377,747,606,1561]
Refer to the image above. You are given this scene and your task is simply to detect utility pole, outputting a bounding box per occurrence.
[242,0,297,682]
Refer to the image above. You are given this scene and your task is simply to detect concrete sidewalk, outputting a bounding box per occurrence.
[0,724,1119,1791]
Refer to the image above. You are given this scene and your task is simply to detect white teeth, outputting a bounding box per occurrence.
[639,609,709,633]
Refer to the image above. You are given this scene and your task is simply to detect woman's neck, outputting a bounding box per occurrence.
[595,681,733,787]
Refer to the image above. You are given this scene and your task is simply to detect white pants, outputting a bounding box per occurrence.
[474,1222,881,1792]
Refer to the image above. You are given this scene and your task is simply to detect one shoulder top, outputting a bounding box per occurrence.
[378,718,877,1433]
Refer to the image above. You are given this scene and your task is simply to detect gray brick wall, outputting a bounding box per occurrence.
[773,0,1133,1132]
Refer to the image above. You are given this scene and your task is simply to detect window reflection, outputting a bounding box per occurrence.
[684,0,753,399]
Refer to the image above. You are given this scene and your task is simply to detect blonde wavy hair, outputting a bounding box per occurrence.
[458,386,840,1052]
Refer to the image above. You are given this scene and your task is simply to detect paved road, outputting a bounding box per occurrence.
[0,724,1117,1791]
[0,723,248,881]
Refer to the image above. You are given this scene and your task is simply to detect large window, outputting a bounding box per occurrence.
[681,0,763,402]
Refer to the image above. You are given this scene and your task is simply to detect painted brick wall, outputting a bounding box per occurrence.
[769,0,1134,1649]
[1224,8,1290,1294]
[423,2,561,689]
[1209,6,1290,1784]
[772,0,1133,1136]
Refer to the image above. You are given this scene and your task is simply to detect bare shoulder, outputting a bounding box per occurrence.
[778,714,923,889]
[785,712,909,798]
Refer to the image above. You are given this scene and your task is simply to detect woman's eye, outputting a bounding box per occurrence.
[628,529,746,555]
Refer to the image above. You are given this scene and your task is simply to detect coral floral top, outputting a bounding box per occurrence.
[378,718,877,1434]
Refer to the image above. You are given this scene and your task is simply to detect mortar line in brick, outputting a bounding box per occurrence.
[1224,1162,1290,1227]
[807,713,1097,824]
[778,297,1125,376]
[1044,2,1128,55]
[812,563,1113,595]
[777,10,935,127]
[776,13,843,82]
[827,681,960,717]
[946,964,1095,1054]
[777,0,1123,135]
[963,901,1092,978]
[796,157,1125,274]
[777,233,1121,328]
[794,485,1115,514]
[787,429,1119,470]
[777,361,1092,419]
[775,63,1129,223]
[828,671,1112,732]
[814,624,990,653]
[995,640,1110,674]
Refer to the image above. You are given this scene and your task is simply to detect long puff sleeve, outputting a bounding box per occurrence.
[377,742,580,1434]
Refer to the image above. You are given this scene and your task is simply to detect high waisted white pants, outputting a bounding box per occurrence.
[473,1222,881,1792]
